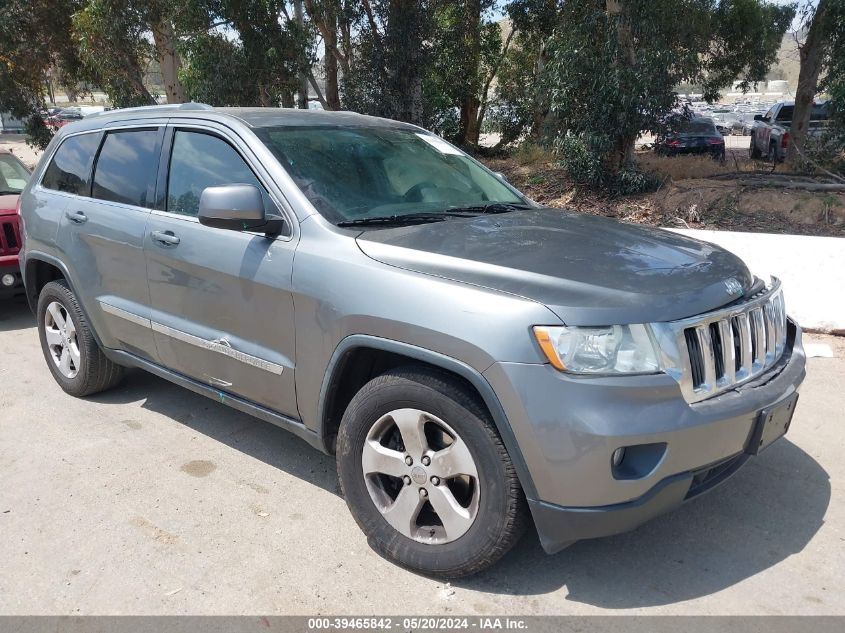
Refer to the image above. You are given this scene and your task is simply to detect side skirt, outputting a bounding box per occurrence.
[104,348,324,452]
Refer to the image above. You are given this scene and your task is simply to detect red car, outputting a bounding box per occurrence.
[0,149,31,300]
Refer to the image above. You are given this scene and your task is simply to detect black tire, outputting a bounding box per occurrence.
[37,280,124,397]
[749,135,762,159]
[336,366,527,578]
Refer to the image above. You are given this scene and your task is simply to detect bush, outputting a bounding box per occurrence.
[557,135,661,195]
[556,135,605,188]
[615,167,663,195]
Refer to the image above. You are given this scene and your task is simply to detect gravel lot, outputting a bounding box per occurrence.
[1,298,843,615]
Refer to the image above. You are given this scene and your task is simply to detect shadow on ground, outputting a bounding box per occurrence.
[461,436,829,607]
[0,299,33,332]
[6,299,830,608]
[88,368,341,497]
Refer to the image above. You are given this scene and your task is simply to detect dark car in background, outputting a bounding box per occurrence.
[656,116,725,160]
[0,149,30,299]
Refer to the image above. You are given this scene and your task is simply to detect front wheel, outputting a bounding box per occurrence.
[336,366,527,578]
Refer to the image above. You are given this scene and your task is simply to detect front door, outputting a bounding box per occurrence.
[143,126,298,418]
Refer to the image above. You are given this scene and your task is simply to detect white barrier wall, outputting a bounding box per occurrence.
[666,228,845,333]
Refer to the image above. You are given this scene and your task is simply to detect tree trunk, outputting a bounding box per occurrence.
[324,45,341,109]
[386,0,426,125]
[151,18,187,104]
[786,0,829,168]
[303,0,344,108]
[294,0,309,108]
[458,0,482,146]
[528,42,549,139]
[606,0,637,172]
[476,26,516,145]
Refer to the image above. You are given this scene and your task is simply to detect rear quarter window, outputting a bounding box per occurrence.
[41,133,101,196]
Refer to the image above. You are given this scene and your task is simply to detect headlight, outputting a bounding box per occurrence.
[533,324,662,375]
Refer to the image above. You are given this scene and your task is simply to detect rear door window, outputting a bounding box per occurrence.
[41,133,101,196]
[92,129,161,208]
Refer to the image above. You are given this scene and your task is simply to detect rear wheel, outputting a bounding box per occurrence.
[336,366,527,578]
[37,280,124,397]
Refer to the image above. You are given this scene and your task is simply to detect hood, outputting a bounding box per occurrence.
[0,194,19,216]
[355,208,754,325]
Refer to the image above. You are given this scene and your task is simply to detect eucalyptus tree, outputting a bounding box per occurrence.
[0,0,83,147]
[544,0,793,182]
[786,0,845,168]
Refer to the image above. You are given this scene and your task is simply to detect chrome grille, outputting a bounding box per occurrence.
[651,278,788,403]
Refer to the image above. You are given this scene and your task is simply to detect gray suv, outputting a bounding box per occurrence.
[19,104,806,577]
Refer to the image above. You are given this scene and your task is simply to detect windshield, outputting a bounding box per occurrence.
[0,154,31,194]
[255,126,524,224]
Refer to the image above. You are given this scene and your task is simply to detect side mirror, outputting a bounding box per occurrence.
[753,114,764,121]
[198,184,283,234]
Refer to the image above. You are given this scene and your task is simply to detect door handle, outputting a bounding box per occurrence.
[65,210,87,224]
[151,230,181,247]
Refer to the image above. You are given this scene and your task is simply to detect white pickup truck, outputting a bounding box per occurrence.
[749,101,829,162]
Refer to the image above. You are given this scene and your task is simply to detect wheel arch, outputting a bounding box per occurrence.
[23,252,108,352]
[23,252,72,313]
[317,334,538,502]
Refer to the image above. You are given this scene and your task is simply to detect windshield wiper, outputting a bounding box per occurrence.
[336,212,450,228]
[444,202,534,215]
[335,203,534,228]
[0,190,21,196]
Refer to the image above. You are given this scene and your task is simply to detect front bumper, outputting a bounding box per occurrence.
[484,320,806,554]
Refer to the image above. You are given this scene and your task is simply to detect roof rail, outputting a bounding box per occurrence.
[89,102,214,117]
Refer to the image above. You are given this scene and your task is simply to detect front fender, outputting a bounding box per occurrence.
[315,334,540,502]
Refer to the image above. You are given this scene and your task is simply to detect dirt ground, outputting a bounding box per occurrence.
[482,148,845,237]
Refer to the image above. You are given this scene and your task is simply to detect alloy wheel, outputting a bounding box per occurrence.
[43,301,81,379]
[361,408,480,544]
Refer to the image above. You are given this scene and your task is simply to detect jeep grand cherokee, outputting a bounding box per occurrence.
[19,104,805,577]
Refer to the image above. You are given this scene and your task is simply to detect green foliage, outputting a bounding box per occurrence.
[179,34,259,105]
[557,135,661,194]
[71,0,157,106]
[546,1,792,164]
[0,0,811,173]
[484,26,552,146]
[536,0,793,191]
[209,0,314,107]
[0,0,83,148]
[820,0,845,164]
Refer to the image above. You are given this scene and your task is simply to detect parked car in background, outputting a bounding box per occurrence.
[46,108,85,130]
[655,116,725,160]
[0,149,30,299]
[20,105,804,578]
[750,101,830,162]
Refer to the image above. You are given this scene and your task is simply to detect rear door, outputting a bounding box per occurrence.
[143,123,298,418]
[52,124,163,359]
